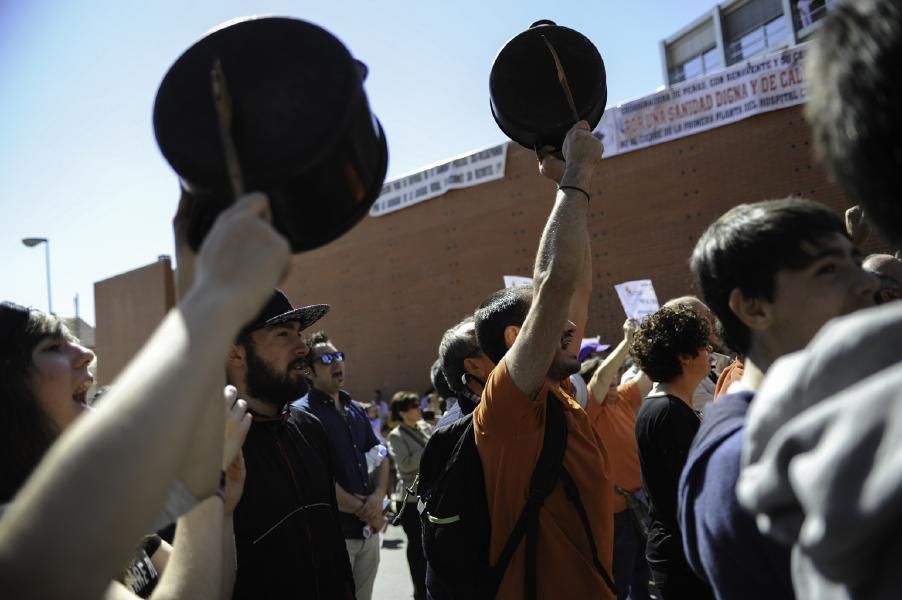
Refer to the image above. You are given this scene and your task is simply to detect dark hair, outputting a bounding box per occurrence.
[474,287,532,365]
[390,391,420,421]
[302,330,333,369]
[438,316,481,396]
[691,198,846,354]
[0,303,71,502]
[305,330,330,348]
[630,305,709,383]
[806,0,902,245]
[235,327,255,354]
[430,359,454,400]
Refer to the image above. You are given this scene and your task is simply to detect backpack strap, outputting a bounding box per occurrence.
[560,468,617,594]
[484,392,568,599]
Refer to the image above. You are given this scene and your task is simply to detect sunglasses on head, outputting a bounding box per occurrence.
[315,351,345,365]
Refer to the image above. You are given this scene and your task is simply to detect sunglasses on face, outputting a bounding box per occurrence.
[315,351,345,365]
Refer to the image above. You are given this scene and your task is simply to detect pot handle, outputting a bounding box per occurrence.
[529,19,557,28]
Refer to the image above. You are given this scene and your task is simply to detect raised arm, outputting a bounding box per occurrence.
[537,146,594,349]
[587,320,633,403]
[0,193,289,600]
[506,122,603,398]
[170,191,226,502]
[587,319,652,403]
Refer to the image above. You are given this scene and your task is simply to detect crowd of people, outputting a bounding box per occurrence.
[2,2,902,599]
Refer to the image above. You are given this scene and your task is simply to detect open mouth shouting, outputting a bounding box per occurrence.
[72,377,94,408]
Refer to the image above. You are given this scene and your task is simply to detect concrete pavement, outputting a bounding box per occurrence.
[373,523,415,600]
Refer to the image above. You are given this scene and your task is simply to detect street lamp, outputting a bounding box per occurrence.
[22,237,52,314]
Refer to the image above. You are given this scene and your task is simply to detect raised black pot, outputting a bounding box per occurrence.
[490,20,607,151]
[153,16,389,252]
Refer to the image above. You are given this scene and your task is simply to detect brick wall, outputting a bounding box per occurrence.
[285,104,889,400]
[94,104,890,397]
[94,258,175,385]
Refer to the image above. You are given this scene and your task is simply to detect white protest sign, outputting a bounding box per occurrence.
[503,275,533,289]
[614,279,660,321]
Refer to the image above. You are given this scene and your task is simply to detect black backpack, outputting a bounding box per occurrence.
[414,393,616,600]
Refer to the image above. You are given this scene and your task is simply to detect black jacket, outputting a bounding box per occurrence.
[233,406,356,599]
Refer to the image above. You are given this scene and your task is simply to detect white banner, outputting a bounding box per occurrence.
[370,45,808,216]
[503,275,533,289]
[596,45,807,157]
[370,143,508,217]
[614,279,660,321]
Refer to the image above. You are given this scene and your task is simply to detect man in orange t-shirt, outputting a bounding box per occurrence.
[473,122,616,600]
[585,319,652,600]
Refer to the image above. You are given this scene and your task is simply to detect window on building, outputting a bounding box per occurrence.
[702,47,721,72]
[723,0,787,64]
[794,0,835,34]
[666,18,719,85]
[682,55,705,81]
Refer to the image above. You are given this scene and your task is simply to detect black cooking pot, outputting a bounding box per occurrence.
[490,20,607,151]
[153,16,388,252]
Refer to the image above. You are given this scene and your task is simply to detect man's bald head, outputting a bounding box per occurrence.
[665,295,723,351]
[863,254,902,304]
[664,295,705,312]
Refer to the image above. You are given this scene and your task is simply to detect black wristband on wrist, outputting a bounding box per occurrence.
[558,185,590,202]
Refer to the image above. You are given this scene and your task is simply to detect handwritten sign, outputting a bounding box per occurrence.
[614,279,660,321]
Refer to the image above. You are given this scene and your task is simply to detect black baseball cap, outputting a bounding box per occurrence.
[239,289,329,337]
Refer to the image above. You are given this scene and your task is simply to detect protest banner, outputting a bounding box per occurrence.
[372,45,808,215]
[596,45,807,157]
[370,143,508,217]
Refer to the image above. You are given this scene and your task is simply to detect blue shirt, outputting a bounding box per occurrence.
[435,390,480,430]
[677,391,794,600]
[294,387,380,538]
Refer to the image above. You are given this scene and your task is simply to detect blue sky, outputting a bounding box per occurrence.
[0,0,719,324]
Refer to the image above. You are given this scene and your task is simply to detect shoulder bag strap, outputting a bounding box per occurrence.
[484,393,568,600]
[399,425,427,447]
[560,468,617,594]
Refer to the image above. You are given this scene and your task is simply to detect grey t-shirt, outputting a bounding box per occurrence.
[738,302,902,599]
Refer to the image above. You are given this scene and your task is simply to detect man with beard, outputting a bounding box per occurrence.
[472,122,616,599]
[225,289,355,600]
[295,331,389,600]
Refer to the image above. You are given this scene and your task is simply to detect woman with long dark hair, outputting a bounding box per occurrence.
[0,192,286,599]
[0,302,250,599]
